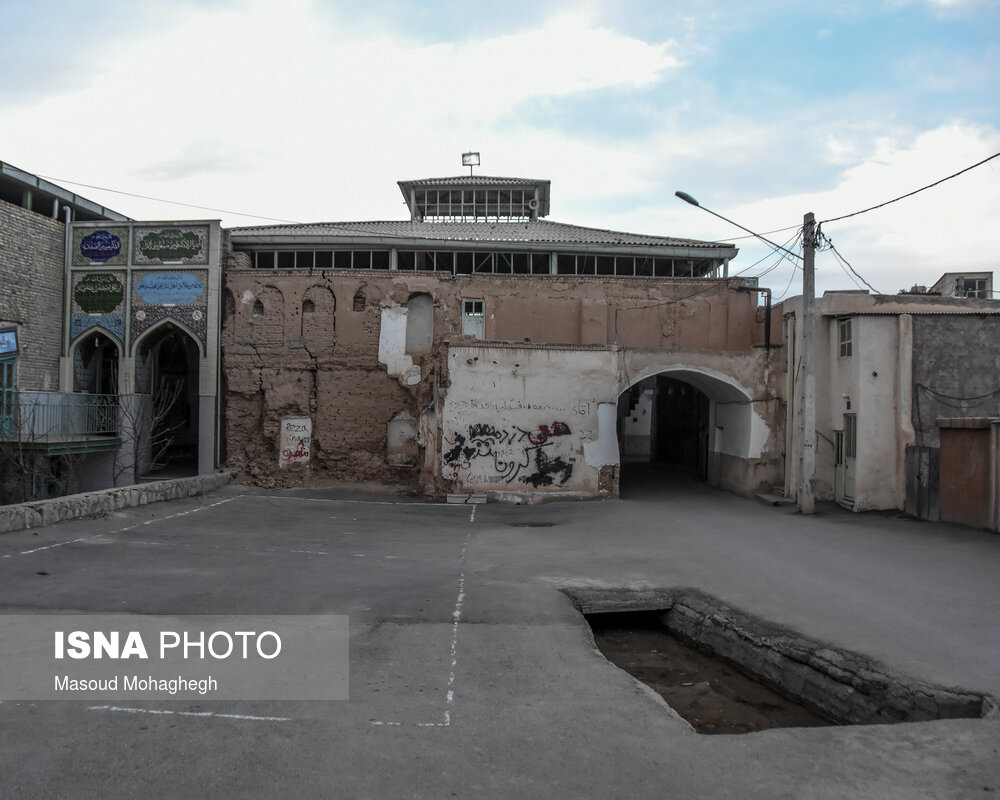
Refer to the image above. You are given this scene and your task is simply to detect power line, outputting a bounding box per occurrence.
[819,151,1000,224]
[827,240,881,295]
[35,174,301,224]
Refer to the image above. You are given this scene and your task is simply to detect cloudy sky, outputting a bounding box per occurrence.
[3,0,998,296]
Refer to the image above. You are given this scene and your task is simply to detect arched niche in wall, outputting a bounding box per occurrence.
[300,285,336,346]
[405,293,434,356]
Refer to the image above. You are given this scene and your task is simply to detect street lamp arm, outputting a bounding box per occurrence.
[674,190,802,261]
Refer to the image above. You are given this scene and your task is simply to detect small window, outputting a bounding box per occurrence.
[462,299,485,339]
[353,292,366,312]
[838,318,853,357]
[277,251,295,269]
[844,414,857,459]
[963,279,988,299]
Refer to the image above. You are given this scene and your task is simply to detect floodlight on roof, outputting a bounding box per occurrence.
[462,152,480,175]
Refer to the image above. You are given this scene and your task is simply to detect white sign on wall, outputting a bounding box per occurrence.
[279,417,312,468]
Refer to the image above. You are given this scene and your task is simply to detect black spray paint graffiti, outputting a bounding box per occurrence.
[443,422,574,486]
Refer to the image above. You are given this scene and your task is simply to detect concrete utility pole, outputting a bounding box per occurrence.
[799,212,817,514]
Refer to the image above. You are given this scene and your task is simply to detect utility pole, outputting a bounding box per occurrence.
[799,212,817,514]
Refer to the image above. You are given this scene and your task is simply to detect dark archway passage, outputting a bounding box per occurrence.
[135,323,201,476]
[617,368,754,499]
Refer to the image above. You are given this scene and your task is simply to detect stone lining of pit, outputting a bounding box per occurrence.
[566,586,996,726]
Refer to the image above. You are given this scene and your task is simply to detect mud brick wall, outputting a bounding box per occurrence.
[220,263,769,491]
[0,200,66,390]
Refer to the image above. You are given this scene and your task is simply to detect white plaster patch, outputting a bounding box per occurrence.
[241,289,255,305]
[583,402,620,467]
[378,307,421,384]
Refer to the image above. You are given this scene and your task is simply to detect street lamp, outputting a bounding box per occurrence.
[673,191,801,260]
[675,191,817,515]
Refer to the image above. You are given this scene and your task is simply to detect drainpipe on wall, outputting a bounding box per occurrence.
[738,286,772,349]
[896,315,915,510]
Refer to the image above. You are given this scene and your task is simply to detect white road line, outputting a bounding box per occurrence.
[445,530,471,715]
[88,705,291,722]
[249,496,462,508]
[7,495,243,558]
[370,527,472,729]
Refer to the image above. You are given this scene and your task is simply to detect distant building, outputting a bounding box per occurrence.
[780,284,1000,525]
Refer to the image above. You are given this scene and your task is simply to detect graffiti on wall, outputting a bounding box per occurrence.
[279,417,312,468]
[443,421,574,487]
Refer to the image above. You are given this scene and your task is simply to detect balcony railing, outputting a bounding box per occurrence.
[0,392,119,450]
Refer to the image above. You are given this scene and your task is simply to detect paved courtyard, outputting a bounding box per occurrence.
[1,477,998,799]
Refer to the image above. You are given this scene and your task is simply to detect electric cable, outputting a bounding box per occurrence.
[35,173,302,224]
[818,151,1000,224]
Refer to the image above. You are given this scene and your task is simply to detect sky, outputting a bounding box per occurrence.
[2,0,998,298]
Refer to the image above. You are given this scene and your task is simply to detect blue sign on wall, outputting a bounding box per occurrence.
[134,273,206,305]
[0,329,17,355]
[79,231,122,263]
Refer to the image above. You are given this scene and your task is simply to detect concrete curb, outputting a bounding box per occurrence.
[0,471,234,534]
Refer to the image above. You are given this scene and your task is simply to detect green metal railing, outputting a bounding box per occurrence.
[0,391,118,444]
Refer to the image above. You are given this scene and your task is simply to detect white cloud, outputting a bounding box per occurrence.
[2,1,997,301]
[1,0,681,223]
[723,122,1000,295]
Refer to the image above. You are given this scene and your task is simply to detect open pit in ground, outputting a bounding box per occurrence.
[566,587,995,734]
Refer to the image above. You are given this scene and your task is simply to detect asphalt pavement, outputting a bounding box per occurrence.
[0,472,998,799]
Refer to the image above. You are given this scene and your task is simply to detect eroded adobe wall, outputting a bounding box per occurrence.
[221,266,451,490]
[220,263,773,493]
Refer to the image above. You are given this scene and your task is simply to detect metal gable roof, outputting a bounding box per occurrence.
[228,219,736,255]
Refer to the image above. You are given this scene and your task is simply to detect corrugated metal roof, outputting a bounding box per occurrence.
[229,219,734,251]
[398,176,547,187]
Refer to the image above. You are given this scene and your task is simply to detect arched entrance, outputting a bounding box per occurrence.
[133,322,201,476]
[617,367,757,497]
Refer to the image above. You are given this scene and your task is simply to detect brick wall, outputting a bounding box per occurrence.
[0,200,66,390]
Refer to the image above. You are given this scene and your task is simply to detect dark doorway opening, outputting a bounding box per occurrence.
[136,324,200,477]
[618,374,710,496]
[654,376,709,476]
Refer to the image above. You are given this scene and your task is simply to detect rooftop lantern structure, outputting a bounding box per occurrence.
[399,173,550,223]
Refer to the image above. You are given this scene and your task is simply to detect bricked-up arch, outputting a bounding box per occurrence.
[405,293,434,355]
[617,366,762,495]
[300,285,335,346]
[250,285,284,347]
[222,289,236,330]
